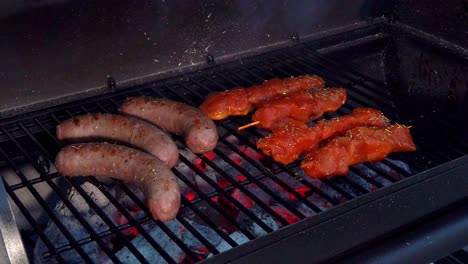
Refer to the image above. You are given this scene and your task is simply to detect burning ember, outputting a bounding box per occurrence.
[34,135,412,263]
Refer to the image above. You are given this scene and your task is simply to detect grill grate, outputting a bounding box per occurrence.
[1,44,466,263]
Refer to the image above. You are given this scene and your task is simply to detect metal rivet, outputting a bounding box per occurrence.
[107,76,116,91]
[205,54,215,64]
[291,33,300,44]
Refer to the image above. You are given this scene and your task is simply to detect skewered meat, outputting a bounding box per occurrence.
[200,75,325,120]
[257,108,390,164]
[120,96,218,154]
[55,143,181,222]
[300,125,416,178]
[252,87,347,130]
[56,114,179,168]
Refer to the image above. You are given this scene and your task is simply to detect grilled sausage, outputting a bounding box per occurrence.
[119,96,218,154]
[55,143,181,222]
[56,114,179,168]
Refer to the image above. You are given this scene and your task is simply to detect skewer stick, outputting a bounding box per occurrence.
[238,121,260,131]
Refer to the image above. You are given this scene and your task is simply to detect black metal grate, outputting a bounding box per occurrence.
[1,43,467,263]
[436,249,468,264]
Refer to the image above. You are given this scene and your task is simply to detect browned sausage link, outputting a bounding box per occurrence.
[119,97,218,154]
[55,143,181,222]
[56,114,179,168]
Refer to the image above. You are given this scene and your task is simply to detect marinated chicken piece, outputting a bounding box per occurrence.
[252,87,347,130]
[199,75,325,120]
[257,108,390,164]
[300,125,416,178]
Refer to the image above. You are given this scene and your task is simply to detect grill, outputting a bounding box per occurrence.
[1,2,467,263]
[1,32,467,263]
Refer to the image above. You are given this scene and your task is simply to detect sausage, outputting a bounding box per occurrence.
[56,114,179,168]
[55,143,181,222]
[119,96,218,154]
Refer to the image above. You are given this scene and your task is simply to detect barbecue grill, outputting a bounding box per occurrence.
[0,1,467,263]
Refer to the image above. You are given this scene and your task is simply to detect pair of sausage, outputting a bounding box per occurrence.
[55,97,218,222]
[57,97,218,157]
[119,97,218,154]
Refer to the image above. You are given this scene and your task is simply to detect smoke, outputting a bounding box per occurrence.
[0,0,70,18]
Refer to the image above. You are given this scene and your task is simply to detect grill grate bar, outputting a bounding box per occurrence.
[72,105,205,262]
[2,178,66,262]
[225,82,384,193]
[212,144,309,217]
[20,120,154,264]
[334,177,370,196]
[216,135,323,213]
[112,85,265,247]
[150,87,295,227]
[258,55,410,187]
[114,175,222,258]
[177,196,234,251]
[9,124,140,264]
[222,63,384,200]
[177,152,277,232]
[50,112,182,264]
[174,201,221,255]
[169,81,320,214]
[216,124,325,207]
[163,84,313,218]
[230,107,385,199]
[318,178,357,199]
[102,97,253,247]
[325,108,406,184]
[1,39,465,264]
[221,120,342,204]
[0,144,97,264]
[77,102,221,258]
[189,77,342,206]
[230,66,369,200]
[171,168,256,241]
[113,175,220,258]
[267,54,396,116]
[350,167,383,188]
[9,172,60,191]
[265,55,381,113]
[382,159,413,176]
[88,176,180,264]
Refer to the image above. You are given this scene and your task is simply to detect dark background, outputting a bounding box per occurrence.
[0,0,466,115]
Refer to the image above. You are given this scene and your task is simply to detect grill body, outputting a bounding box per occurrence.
[0,1,466,263]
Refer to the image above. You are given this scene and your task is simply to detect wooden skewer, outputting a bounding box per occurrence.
[238,121,260,131]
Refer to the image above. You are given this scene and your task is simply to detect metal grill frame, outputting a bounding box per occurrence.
[0,24,467,264]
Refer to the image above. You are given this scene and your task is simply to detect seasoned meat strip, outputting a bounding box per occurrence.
[252,87,347,130]
[300,125,416,179]
[200,75,325,120]
[257,108,390,164]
